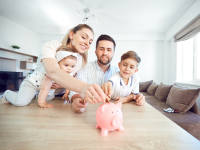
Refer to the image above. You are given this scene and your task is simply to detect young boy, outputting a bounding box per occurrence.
[105,51,144,104]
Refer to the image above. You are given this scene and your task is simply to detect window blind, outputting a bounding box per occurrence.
[174,14,200,42]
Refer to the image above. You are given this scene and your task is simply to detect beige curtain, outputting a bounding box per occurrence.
[174,14,200,42]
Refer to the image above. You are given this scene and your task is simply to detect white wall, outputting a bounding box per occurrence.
[0,15,41,76]
[165,0,200,42]
[0,15,41,56]
[163,0,200,107]
[163,0,200,85]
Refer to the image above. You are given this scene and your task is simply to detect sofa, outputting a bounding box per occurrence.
[139,80,200,140]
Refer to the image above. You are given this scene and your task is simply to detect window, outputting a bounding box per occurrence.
[177,33,200,83]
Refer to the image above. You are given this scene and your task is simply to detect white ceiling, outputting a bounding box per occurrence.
[0,0,197,35]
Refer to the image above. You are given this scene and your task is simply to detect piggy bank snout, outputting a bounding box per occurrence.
[111,116,122,127]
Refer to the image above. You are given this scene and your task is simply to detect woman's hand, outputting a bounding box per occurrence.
[38,102,54,108]
[81,84,108,104]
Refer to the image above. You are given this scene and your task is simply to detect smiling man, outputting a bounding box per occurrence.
[68,34,119,112]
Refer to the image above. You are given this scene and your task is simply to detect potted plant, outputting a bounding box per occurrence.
[12,45,20,49]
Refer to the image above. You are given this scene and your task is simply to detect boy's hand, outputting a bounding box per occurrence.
[62,89,70,102]
[133,94,145,106]
[101,81,112,98]
[115,97,124,104]
[38,102,54,108]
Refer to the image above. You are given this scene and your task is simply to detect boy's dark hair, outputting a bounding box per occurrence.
[121,51,141,68]
[96,34,116,51]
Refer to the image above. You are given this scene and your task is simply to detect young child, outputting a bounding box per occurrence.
[2,47,77,108]
[106,51,142,104]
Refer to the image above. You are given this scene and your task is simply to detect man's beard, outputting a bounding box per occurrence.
[98,55,113,65]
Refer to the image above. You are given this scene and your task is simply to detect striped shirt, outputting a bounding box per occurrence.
[68,60,119,100]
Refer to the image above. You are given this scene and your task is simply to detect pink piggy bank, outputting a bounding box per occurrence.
[96,102,124,136]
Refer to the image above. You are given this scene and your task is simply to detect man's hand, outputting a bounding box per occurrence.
[62,89,70,102]
[101,81,112,98]
[115,97,124,104]
[133,93,145,106]
[50,83,63,89]
[71,97,88,113]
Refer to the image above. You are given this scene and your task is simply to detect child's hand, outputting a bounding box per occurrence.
[101,81,113,98]
[38,102,54,108]
[62,89,70,102]
[133,94,145,106]
[115,97,124,104]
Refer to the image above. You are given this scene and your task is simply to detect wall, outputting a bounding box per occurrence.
[0,15,41,76]
[165,0,200,42]
[163,0,200,107]
[0,15,41,56]
[163,0,200,85]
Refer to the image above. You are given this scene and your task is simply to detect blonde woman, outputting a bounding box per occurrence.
[2,24,106,107]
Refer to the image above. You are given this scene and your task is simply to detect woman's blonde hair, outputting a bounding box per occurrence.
[57,24,94,67]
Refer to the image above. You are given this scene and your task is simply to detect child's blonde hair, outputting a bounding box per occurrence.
[121,51,141,68]
[57,24,94,67]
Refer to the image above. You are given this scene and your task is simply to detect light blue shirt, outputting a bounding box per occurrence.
[68,60,119,100]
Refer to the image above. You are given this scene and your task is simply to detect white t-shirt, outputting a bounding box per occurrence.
[108,71,140,99]
[35,40,83,76]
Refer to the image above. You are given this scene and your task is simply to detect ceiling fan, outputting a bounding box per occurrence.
[77,8,99,22]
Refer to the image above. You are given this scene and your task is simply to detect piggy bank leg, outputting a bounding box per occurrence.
[101,129,108,136]
[96,124,100,129]
[117,125,124,131]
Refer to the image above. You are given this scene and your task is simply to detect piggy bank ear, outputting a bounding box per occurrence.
[101,104,109,112]
[115,102,122,109]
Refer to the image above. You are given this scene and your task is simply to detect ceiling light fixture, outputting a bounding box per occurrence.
[77,8,98,23]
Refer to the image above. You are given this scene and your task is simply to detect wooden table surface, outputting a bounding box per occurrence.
[0,97,200,150]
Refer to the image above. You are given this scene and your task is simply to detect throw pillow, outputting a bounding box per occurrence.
[166,84,200,114]
[155,82,172,102]
[147,82,159,96]
[139,80,153,92]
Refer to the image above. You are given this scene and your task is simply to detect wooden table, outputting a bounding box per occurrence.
[0,98,200,150]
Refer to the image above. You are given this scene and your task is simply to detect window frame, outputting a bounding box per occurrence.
[193,35,200,82]
[177,33,200,84]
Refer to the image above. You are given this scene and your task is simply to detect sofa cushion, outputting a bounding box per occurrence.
[139,80,153,92]
[147,82,158,96]
[155,82,172,102]
[166,84,200,114]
